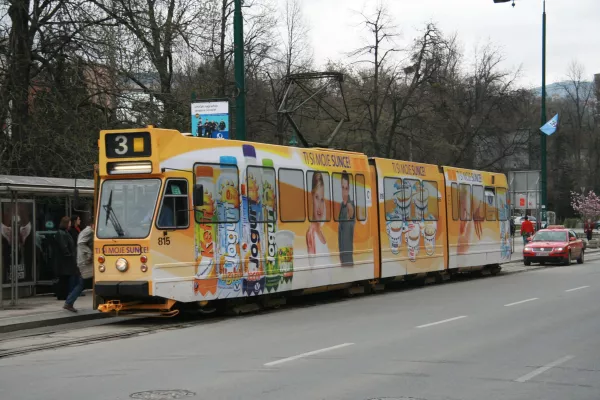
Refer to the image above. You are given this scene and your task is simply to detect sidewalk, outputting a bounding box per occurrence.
[0,290,109,334]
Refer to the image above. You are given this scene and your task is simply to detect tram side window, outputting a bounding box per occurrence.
[384,177,403,221]
[333,172,355,221]
[459,183,472,221]
[422,180,439,221]
[355,174,367,221]
[246,166,277,223]
[472,185,485,221]
[307,170,331,222]
[193,163,240,224]
[158,179,189,229]
[485,187,497,221]
[451,183,459,221]
[278,168,306,222]
[497,187,508,221]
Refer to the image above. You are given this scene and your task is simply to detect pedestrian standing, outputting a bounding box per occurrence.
[584,218,594,241]
[77,222,94,291]
[520,216,535,245]
[68,215,81,245]
[56,216,83,312]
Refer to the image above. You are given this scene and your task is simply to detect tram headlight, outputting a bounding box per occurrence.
[141,265,148,273]
[98,265,106,273]
[115,258,129,272]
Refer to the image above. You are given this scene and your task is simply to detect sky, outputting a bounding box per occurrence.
[280,0,600,88]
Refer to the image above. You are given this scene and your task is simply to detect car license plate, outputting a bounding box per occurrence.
[536,251,549,256]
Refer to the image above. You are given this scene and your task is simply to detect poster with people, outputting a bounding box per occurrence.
[191,100,229,139]
[1,202,34,284]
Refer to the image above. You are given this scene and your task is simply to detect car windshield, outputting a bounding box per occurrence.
[533,231,567,242]
[97,179,161,239]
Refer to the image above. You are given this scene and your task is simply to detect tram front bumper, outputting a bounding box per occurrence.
[95,281,149,298]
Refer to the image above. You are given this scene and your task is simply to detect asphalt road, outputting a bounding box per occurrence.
[1,260,600,400]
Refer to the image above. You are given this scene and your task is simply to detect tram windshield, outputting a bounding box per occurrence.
[97,179,161,239]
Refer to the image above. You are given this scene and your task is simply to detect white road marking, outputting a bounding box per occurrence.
[264,343,354,366]
[515,355,574,383]
[565,286,590,292]
[416,316,467,329]
[504,298,539,307]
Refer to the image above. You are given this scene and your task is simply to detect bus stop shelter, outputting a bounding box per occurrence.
[0,175,94,307]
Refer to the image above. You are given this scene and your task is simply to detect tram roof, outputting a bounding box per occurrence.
[0,175,94,196]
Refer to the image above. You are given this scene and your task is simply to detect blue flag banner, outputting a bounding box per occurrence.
[540,113,559,136]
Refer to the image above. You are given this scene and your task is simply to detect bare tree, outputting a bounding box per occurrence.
[89,0,213,129]
[347,4,399,156]
[259,0,313,144]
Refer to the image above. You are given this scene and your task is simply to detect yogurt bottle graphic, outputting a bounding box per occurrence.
[193,166,218,297]
[406,222,421,262]
[275,230,295,289]
[386,219,404,255]
[216,156,242,297]
[394,180,412,220]
[261,158,280,293]
[413,184,429,221]
[242,144,265,296]
[422,220,437,256]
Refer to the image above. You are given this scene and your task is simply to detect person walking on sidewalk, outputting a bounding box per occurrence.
[77,222,94,291]
[584,218,594,241]
[520,216,535,245]
[56,216,83,312]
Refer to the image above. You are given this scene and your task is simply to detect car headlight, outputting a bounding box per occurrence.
[115,258,129,272]
[524,247,532,252]
[554,247,563,252]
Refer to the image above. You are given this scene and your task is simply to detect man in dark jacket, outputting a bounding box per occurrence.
[69,215,81,244]
[56,216,83,312]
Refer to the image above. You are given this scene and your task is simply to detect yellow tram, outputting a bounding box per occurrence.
[93,126,510,316]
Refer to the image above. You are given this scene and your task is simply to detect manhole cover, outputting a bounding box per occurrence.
[130,390,196,400]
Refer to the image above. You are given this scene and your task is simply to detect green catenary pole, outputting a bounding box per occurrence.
[540,0,547,225]
[234,0,246,141]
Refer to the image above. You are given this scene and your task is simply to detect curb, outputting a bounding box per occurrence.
[0,310,112,334]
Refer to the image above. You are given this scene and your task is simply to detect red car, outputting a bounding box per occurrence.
[523,226,585,266]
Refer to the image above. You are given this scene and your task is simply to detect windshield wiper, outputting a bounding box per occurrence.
[103,190,125,237]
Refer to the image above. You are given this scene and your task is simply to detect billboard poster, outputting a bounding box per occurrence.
[1,202,34,284]
[191,100,229,139]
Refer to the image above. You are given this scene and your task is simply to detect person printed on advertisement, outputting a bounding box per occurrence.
[338,171,355,266]
[196,115,203,137]
[306,172,330,266]
[219,120,226,131]
[457,186,482,255]
[1,203,34,284]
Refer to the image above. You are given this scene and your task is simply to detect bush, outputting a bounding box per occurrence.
[563,218,580,229]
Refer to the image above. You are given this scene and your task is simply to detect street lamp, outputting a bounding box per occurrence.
[494,0,547,226]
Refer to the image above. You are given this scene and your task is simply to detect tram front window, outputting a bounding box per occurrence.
[97,179,161,239]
